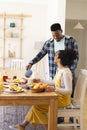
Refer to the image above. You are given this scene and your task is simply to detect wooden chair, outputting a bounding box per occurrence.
[57,69,87,130]
[10,59,25,70]
[10,58,25,78]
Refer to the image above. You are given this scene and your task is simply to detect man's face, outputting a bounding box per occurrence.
[51,30,62,42]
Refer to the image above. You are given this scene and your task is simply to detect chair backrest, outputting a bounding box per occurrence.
[10,59,25,70]
[10,59,26,78]
[74,69,87,107]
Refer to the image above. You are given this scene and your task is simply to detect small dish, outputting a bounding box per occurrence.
[4,89,24,93]
[4,84,9,88]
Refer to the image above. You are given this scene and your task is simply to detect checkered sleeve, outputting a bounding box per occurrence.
[29,42,48,65]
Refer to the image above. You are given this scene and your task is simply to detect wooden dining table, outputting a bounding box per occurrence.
[0,89,58,130]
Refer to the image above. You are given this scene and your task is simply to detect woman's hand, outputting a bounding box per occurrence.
[33,78,40,83]
[45,85,55,92]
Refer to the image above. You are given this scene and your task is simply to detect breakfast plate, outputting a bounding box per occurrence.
[4,83,18,88]
[4,84,9,88]
[4,89,24,93]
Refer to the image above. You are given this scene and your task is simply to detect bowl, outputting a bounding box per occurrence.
[25,69,32,78]
[30,88,45,93]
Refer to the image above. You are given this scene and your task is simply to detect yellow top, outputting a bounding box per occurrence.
[54,68,71,107]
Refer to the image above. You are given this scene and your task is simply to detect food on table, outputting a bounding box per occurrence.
[31,82,48,89]
[30,82,48,93]
[3,75,8,82]
[20,78,28,84]
[0,82,4,93]
[13,78,20,83]
[13,76,17,80]
[6,78,11,83]
[13,77,28,84]
[0,77,3,82]
[0,82,4,89]
[30,82,37,87]
[9,84,23,91]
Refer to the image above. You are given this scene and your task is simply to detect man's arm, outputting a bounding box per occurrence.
[26,42,48,70]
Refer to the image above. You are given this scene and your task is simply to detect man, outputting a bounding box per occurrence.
[26,23,79,97]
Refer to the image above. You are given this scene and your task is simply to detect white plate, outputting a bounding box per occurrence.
[4,84,9,88]
[4,89,24,93]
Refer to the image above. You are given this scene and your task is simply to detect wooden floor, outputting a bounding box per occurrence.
[58,91,87,130]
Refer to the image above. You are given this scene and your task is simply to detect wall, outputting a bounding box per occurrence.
[65,0,87,75]
[0,1,48,65]
[65,21,87,75]
[66,0,87,20]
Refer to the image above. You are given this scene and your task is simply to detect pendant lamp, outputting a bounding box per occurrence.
[73,22,84,29]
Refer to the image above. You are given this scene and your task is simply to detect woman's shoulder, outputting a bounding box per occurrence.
[63,68,72,78]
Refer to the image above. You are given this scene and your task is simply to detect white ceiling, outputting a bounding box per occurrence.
[0,0,48,4]
[2,0,86,4]
[1,0,87,4]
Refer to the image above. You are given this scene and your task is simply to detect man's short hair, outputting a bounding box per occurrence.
[50,23,62,31]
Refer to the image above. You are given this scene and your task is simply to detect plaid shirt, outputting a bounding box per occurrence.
[29,36,79,79]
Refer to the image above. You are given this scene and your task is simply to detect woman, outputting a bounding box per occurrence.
[11,49,77,130]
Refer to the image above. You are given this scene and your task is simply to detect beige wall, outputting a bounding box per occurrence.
[65,0,87,75]
[66,0,87,20]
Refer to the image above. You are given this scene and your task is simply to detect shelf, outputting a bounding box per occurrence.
[5,37,22,39]
[0,37,23,40]
[0,13,32,18]
[0,13,32,68]
[4,26,23,29]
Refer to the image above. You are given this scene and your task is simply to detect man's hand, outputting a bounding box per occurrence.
[26,64,32,70]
